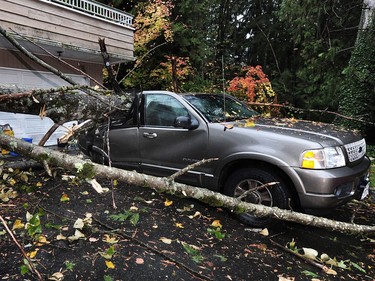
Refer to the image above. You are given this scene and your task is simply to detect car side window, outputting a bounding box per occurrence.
[143,94,189,127]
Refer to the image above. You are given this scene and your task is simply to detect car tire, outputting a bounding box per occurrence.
[224,167,291,227]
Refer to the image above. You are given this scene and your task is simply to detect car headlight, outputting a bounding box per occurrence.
[301,147,346,169]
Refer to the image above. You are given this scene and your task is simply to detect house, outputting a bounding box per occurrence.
[0,0,134,145]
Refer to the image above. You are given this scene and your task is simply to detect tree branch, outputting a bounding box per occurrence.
[0,215,43,280]
[99,38,123,95]
[1,133,374,235]
[118,42,167,84]
[248,102,375,126]
[0,25,77,86]
[270,239,332,273]
[168,158,218,182]
[0,85,131,123]
[9,28,106,89]
[0,26,133,112]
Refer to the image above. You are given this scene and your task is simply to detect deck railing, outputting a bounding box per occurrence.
[43,0,133,27]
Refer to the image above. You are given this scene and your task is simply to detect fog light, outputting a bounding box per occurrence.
[334,183,354,198]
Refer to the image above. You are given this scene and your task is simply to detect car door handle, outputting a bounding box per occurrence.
[143,132,158,139]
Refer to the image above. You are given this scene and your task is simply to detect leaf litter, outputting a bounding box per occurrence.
[0,166,374,280]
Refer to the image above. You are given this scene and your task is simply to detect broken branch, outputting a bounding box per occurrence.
[1,133,374,235]
[0,215,43,281]
[248,102,375,126]
[168,158,218,182]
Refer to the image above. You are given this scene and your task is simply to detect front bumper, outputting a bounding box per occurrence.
[294,156,371,210]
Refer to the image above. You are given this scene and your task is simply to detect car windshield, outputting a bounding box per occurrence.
[183,94,258,122]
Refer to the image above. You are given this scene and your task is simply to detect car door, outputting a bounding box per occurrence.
[139,92,209,186]
[107,96,141,170]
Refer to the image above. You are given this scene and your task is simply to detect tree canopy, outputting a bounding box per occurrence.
[71,0,375,137]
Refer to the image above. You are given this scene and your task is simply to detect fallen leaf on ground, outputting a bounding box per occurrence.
[160,237,173,244]
[36,235,50,246]
[68,230,85,242]
[87,179,104,193]
[60,193,70,202]
[100,245,116,259]
[188,211,201,219]
[83,213,93,225]
[12,219,24,230]
[323,266,337,275]
[48,272,64,281]
[56,234,67,240]
[176,204,194,212]
[211,220,222,228]
[302,247,318,260]
[28,249,39,258]
[103,234,119,244]
[73,218,84,229]
[259,228,269,236]
[175,223,184,228]
[105,260,115,269]
[248,243,267,251]
[136,258,144,264]
[278,276,295,281]
[164,199,173,206]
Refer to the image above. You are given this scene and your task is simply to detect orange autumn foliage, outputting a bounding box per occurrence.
[227,66,276,102]
[227,65,278,116]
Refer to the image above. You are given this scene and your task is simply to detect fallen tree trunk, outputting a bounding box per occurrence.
[0,85,132,124]
[1,134,374,235]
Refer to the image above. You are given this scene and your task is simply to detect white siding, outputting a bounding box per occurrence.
[0,67,85,146]
[0,67,89,88]
[0,112,76,146]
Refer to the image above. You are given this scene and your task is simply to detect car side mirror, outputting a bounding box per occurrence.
[174,116,198,130]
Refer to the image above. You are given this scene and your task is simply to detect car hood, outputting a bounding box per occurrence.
[231,117,362,146]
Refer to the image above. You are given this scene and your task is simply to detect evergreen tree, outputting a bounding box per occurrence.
[278,0,362,119]
[338,1,375,140]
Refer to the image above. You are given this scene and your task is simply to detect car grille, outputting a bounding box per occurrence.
[344,138,366,162]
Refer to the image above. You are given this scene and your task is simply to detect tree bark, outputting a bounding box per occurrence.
[1,133,374,235]
[358,0,375,34]
[98,38,123,95]
[0,85,132,124]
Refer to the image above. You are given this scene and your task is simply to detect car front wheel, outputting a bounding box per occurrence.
[224,167,292,227]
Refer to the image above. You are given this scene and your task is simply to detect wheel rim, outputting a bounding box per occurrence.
[234,179,274,207]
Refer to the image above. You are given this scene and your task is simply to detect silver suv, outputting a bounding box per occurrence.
[78,91,371,226]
